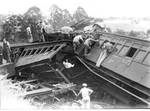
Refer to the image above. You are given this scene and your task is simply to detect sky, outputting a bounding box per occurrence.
[0,0,150,18]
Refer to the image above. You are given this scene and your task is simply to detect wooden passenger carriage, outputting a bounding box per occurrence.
[82,32,150,89]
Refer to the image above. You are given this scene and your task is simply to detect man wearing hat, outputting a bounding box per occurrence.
[78,83,93,109]
[73,35,84,51]
[93,22,106,32]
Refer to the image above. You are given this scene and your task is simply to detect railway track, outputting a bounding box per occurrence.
[76,56,150,107]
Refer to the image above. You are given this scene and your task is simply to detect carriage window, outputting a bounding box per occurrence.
[36,48,42,54]
[126,47,137,57]
[53,46,59,50]
[143,53,150,66]
[118,46,129,56]
[25,50,32,56]
[134,50,146,62]
[30,49,37,55]
[47,46,53,51]
[40,47,48,53]
[21,50,26,56]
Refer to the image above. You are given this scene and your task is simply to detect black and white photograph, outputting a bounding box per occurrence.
[0,0,150,110]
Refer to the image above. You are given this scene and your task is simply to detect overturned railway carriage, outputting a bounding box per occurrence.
[83,32,150,89]
[8,32,150,107]
[76,32,150,106]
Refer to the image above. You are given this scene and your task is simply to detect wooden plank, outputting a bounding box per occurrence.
[14,79,38,85]
[56,69,70,83]
[21,87,52,97]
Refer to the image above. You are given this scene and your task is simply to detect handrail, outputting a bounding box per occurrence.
[74,31,150,43]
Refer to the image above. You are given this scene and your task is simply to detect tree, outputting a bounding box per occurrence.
[73,6,88,22]
[24,6,42,24]
[24,6,43,41]
[2,14,25,43]
[49,5,63,31]
[115,29,127,35]
[62,9,74,26]
[128,30,139,37]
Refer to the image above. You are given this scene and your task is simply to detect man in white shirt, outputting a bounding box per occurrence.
[73,35,84,51]
[78,83,93,109]
[84,36,98,56]
[26,26,33,43]
[96,41,113,67]
[2,38,11,63]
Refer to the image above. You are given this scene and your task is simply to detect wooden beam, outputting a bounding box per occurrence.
[55,69,70,83]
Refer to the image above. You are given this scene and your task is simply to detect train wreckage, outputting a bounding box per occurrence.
[0,23,150,109]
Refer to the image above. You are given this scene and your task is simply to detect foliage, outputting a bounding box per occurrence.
[115,29,127,35]
[106,27,112,33]
[24,6,42,24]
[1,5,103,43]
[128,30,139,37]
[147,29,150,34]
[115,29,147,39]
[73,6,89,22]
[62,9,74,26]
[48,5,76,31]
[2,14,25,43]
[49,5,63,31]
[1,6,43,43]
[23,6,43,41]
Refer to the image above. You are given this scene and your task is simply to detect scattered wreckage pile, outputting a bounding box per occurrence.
[1,76,78,109]
[0,72,117,109]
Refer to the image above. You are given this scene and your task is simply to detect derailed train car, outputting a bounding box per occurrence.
[72,31,150,106]
[80,32,150,89]
[10,31,150,91]
[7,30,150,106]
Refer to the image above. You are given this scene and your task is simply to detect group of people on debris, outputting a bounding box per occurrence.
[0,38,11,65]
[73,22,114,67]
[61,23,114,109]
[26,22,45,43]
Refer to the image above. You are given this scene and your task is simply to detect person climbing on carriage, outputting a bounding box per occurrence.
[84,34,99,56]
[26,24,33,43]
[96,40,113,67]
[73,34,84,51]
[92,22,106,39]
